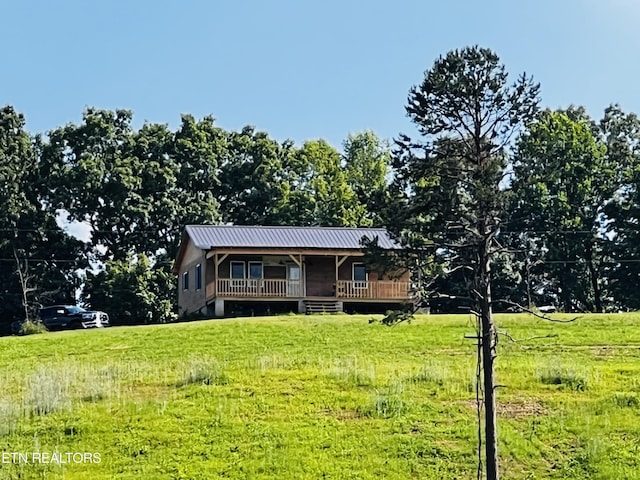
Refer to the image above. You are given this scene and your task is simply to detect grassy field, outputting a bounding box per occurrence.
[1,313,640,479]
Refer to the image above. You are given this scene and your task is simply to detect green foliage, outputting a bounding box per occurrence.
[600,107,640,310]
[25,365,73,416]
[384,46,539,315]
[539,365,589,391]
[43,109,224,262]
[276,139,369,226]
[84,253,177,325]
[0,106,86,330]
[508,109,611,312]
[218,126,292,225]
[366,381,407,418]
[17,320,47,336]
[343,131,391,226]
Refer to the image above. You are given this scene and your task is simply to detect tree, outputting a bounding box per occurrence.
[83,254,176,325]
[600,106,640,309]
[387,46,539,479]
[170,114,225,256]
[343,131,391,226]
[0,106,86,332]
[218,126,293,225]
[276,140,368,226]
[41,110,227,324]
[508,109,611,312]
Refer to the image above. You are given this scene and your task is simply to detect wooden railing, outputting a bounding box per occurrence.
[336,280,411,299]
[216,279,293,297]
[213,279,411,300]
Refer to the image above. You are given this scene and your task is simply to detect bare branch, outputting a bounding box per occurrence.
[497,330,559,343]
[494,299,579,323]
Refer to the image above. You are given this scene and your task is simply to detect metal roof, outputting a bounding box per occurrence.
[185,225,401,250]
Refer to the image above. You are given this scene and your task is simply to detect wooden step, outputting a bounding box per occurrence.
[304,300,342,314]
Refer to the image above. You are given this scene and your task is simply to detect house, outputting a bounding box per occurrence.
[172,225,414,317]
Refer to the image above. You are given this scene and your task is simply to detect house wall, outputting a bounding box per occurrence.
[217,255,279,278]
[304,256,335,297]
[177,238,207,317]
[337,257,410,282]
[338,257,379,281]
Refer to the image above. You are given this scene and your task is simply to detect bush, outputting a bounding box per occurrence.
[17,320,47,336]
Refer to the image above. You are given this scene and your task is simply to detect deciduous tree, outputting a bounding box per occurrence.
[508,109,611,312]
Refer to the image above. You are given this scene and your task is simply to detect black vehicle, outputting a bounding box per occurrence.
[38,305,110,330]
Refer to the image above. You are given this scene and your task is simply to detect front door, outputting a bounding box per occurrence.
[286,263,301,297]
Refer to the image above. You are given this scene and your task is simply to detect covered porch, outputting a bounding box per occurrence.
[204,250,411,314]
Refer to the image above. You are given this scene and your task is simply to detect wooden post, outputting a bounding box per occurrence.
[214,253,229,299]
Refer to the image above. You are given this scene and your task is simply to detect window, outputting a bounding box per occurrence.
[352,263,368,289]
[231,262,245,279]
[182,271,189,291]
[195,264,202,290]
[231,261,245,287]
[248,262,263,279]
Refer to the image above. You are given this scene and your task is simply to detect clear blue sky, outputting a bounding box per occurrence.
[2,0,639,149]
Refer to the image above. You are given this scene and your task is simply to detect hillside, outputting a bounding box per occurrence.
[1,313,639,479]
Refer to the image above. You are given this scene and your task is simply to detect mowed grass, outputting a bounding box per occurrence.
[1,313,640,479]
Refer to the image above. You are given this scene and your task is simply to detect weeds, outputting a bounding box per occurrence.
[330,358,376,387]
[539,365,589,391]
[25,366,73,416]
[178,357,229,386]
[17,320,47,336]
[361,380,407,418]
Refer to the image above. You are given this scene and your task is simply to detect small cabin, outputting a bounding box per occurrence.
[172,225,413,317]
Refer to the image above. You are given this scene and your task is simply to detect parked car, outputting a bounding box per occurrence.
[38,305,110,330]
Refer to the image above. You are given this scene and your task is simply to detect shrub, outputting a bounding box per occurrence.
[17,320,47,336]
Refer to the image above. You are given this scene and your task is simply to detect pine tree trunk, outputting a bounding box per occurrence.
[479,238,499,480]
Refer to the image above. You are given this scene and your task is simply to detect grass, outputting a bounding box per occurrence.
[0,313,639,478]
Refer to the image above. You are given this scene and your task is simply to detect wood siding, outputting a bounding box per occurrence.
[304,256,335,297]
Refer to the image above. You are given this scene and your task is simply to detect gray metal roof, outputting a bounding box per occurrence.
[185,225,401,250]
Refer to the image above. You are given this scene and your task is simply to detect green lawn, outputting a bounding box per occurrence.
[1,313,640,479]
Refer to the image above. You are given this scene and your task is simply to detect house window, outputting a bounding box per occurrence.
[231,261,245,279]
[231,261,245,287]
[353,263,368,289]
[195,264,202,290]
[182,271,189,291]
[248,262,263,279]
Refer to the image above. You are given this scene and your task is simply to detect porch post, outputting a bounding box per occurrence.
[214,253,218,297]
[335,255,339,298]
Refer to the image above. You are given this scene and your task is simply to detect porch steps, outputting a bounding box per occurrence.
[304,300,342,314]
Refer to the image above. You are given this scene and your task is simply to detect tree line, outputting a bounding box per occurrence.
[0,107,390,331]
[1,48,640,331]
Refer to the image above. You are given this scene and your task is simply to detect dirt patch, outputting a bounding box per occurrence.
[498,400,547,418]
[318,408,362,421]
[462,399,548,418]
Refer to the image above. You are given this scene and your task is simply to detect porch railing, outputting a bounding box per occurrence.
[336,280,411,299]
[213,279,411,300]
[216,279,292,297]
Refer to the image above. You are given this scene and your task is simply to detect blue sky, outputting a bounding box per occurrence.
[2,0,639,149]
